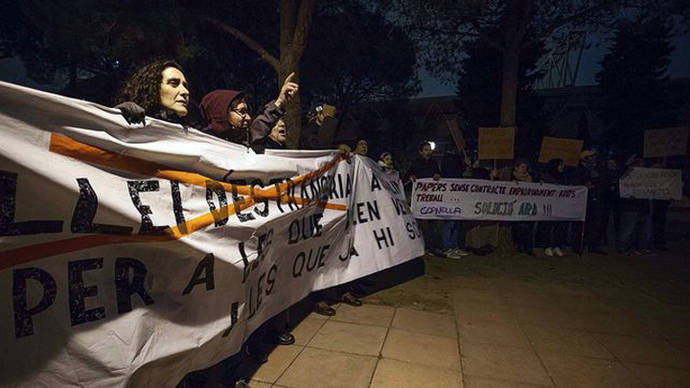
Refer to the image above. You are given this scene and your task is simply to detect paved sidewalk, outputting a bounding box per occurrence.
[242,254,690,387]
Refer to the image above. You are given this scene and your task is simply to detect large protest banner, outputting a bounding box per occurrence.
[538,137,584,166]
[0,81,424,387]
[478,127,515,160]
[619,167,683,200]
[643,127,689,158]
[411,178,588,221]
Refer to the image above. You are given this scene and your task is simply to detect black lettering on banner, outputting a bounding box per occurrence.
[406,222,421,240]
[13,267,57,338]
[239,242,251,283]
[127,180,166,235]
[69,258,106,326]
[206,181,229,227]
[115,257,154,314]
[71,178,133,235]
[288,214,323,244]
[257,229,273,262]
[231,185,255,222]
[371,174,381,191]
[286,179,299,211]
[373,227,395,249]
[170,181,187,225]
[292,251,305,277]
[352,200,380,225]
[222,302,240,337]
[391,197,409,216]
[251,179,269,217]
[182,253,215,295]
[256,272,265,311]
[266,264,277,295]
[1,170,63,236]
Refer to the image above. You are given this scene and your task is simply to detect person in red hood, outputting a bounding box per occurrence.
[199,73,298,149]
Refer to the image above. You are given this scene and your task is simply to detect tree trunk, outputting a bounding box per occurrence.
[499,47,519,127]
[280,0,301,149]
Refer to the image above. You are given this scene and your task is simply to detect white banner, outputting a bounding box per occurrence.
[619,167,683,200]
[411,178,588,221]
[0,81,424,387]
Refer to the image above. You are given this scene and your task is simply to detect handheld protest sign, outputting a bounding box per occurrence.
[538,137,584,166]
[643,127,689,158]
[478,127,515,160]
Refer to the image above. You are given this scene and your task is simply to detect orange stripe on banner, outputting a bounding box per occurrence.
[0,134,347,269]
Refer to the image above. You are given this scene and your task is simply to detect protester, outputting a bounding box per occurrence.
[617,156,654,255]
[116,58,189,124]
[575,150,608,254]
[464,163,499,255]
[406,141,444,256]
[512,159,535,255]
[354,138,369,156]
[378,152,394,170]
[600,156,623,249]
[540,159,568,256]
[651,159,670,251]
[440,144,471,259]
[199,73,298,147]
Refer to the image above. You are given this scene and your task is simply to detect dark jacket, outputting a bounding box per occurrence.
[406,157,440,180]
[249,102,286,153]
[441,151,466,178]
[541,159,568,185]
[199,90,285,148]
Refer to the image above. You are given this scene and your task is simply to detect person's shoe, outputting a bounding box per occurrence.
[314,302,336,316]
[641,249,657,256]
[545,247,554,257]
[452,248,471,256]
[554,247,564,257]
[633,250,645,256]
[277,332,295,345]
[341,292,362,306]
[445,249,463,259]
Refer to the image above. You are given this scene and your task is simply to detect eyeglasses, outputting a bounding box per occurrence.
[231,108,251,117]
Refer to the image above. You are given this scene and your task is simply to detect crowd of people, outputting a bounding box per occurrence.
[112,58,674,384]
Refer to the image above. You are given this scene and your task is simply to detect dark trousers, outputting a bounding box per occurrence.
[513,222,534,253]
[652,200,669,249]
[545,222,567,248]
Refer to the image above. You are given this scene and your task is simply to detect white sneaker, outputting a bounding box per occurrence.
[545,247,554,257]
[554,247,564,257]
[445,249,463,259]
[452,248,471,257]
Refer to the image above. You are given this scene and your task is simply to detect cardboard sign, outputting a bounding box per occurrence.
[478,127,515,160]
[538,137,584,166]
[643,127,689,158]
[619,167,683,200]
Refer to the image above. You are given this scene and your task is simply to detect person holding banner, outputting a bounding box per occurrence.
[540,159,568,257]
[116,58,190,124]
[512,159,535,255]
[617,156,654,255]
[575,150,608,254]
[405,141,445,257]
[199,73,299,148]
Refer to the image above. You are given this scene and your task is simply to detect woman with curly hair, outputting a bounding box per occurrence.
[116,59,190,124]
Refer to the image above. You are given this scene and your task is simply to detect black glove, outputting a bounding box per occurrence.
[115,101,146,125]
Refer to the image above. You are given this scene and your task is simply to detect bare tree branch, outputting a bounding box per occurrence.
[202,16,280,72]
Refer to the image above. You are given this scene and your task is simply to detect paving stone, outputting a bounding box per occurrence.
[392,308,457,338]
[250,345,303,384]
[308,320,387,356]
[460,342,551,386]
[370,358,462,388]
[446,275,495,290]
[510,306,584,330]
[331,304,395,327]
[381,328,461,370]
[500,291,561,310]
[248,380,274,388]
[458,321,529,348]
[575,312,661,338]
[521,325,613,359]
[540,352,643,388]
[276,347,377,388]
[463,375,552,388]
[454,300,518,324]
[291,315,326,346]
[451,289,504,305]
[624,362,690,387]
[594,334,690,369]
